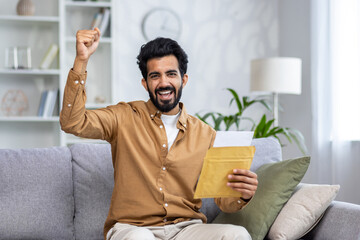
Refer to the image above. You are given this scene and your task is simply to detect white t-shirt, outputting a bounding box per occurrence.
[161,111,181,150]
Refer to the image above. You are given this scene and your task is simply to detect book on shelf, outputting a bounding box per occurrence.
[99,8,110,34]
[90,8,110,34]
[37,89,59,117]
[39,44,59,69]
[90,11,103,30]
[37,91,48,116]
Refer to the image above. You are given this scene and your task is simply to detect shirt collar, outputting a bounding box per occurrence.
[146,100,188,129]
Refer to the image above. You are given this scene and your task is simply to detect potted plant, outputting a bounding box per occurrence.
[196,88,308,154]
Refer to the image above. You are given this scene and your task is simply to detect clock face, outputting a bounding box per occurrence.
[141,8,182,41]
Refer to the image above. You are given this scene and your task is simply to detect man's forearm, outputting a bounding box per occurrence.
[73,57,88,74]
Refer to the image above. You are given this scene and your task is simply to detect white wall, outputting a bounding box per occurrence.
[112,0,279,116]
[278,0,314,182]
[112,0,316,162]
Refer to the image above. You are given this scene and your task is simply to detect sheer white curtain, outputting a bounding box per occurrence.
[311,0,360,204]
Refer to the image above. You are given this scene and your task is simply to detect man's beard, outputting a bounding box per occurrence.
[148,84,183,113]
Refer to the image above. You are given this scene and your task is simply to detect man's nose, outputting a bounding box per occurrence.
[158,75,170,86]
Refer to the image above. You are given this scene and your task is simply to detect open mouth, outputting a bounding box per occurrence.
[156,89,174,101]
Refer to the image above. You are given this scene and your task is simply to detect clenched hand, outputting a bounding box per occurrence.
[73,27,101,74]
[75,27,101,62]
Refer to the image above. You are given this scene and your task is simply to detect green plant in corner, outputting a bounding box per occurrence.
[196,88,308,155]
[196,88,271,131]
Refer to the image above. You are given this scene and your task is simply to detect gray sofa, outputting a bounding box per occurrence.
[0,138,359,240]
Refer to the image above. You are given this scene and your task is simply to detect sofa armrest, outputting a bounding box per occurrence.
[303,201,360,240]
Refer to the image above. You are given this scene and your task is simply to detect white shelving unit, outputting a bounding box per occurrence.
[64,1,111,7]
[60,0,115,146]
[0,0,115,148]
[0,15,59,22]
[0,0,60,149]
[0,69,60,75]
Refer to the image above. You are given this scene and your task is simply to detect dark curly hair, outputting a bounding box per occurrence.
[136,37,188,80]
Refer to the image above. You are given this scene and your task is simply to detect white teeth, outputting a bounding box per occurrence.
[158,91,171,95]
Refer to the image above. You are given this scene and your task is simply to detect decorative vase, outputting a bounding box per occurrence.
[16,0,35,16]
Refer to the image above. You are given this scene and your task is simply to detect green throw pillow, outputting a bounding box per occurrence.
[212,156,310,240]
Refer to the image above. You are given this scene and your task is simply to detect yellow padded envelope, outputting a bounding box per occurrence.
[194,146,256,199]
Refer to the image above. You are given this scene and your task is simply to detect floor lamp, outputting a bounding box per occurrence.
[250,57,302,126]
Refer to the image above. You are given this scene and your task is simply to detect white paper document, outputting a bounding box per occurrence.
[213,131,254,147]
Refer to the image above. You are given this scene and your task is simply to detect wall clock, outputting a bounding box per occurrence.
[141,8,182,41]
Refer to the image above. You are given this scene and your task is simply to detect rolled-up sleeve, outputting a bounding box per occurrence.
[214,197,250,213]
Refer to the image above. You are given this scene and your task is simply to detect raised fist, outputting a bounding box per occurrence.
[75,27,101,62]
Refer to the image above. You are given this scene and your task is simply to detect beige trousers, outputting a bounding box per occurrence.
[106,219,251,240]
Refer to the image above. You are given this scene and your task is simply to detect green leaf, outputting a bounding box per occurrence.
[267,127,282,135]
[242,96,250,109]
[258,99,272,111]
[195,113,211,126]
[213,113,224,131]
[229,98,235,107]
[227,88,243,114]
[254,115,267,138]
[281,127,293,143]
[196,112,213,122]
[287,128,308,155]
[263,119,275,136]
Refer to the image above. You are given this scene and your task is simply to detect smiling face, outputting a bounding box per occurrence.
[141,55,188,115]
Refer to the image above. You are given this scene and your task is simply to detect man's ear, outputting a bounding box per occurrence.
[182,74,189,88]
[141,78,148,91]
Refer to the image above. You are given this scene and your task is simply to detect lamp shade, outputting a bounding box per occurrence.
[250,57,302,94]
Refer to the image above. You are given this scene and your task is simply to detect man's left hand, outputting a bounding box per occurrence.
[227,169,258,200]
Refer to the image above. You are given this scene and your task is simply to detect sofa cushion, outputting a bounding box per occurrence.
[303,201,360,240]
[213,156,310,240]
[0,147,74,240]
[250,137,282,171]
[70,143,114,240]
[70,137,282,238]
[267,183,340,240]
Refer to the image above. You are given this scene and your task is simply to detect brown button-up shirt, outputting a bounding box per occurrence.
[60,70,248,239]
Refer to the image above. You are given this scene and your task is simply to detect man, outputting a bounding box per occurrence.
[60,27,258,240]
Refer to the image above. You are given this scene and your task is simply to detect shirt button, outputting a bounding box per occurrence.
[162,144,166,148]
[163,218,167,223]
[150,114,154,118]
[162,167,166,171]
[74,80,79,84]
[68,104,72,107]
[160,125,163,129]
[164,203,168,207]
[159,187,163,191]
[184,124,187,127]
[237,200,242,204]
[81,80,85,84]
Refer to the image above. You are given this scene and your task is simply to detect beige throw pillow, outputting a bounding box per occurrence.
[267,183,340,240]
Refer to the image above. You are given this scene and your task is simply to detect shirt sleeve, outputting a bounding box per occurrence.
[59,69,117,142]
[214,197,250,213]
